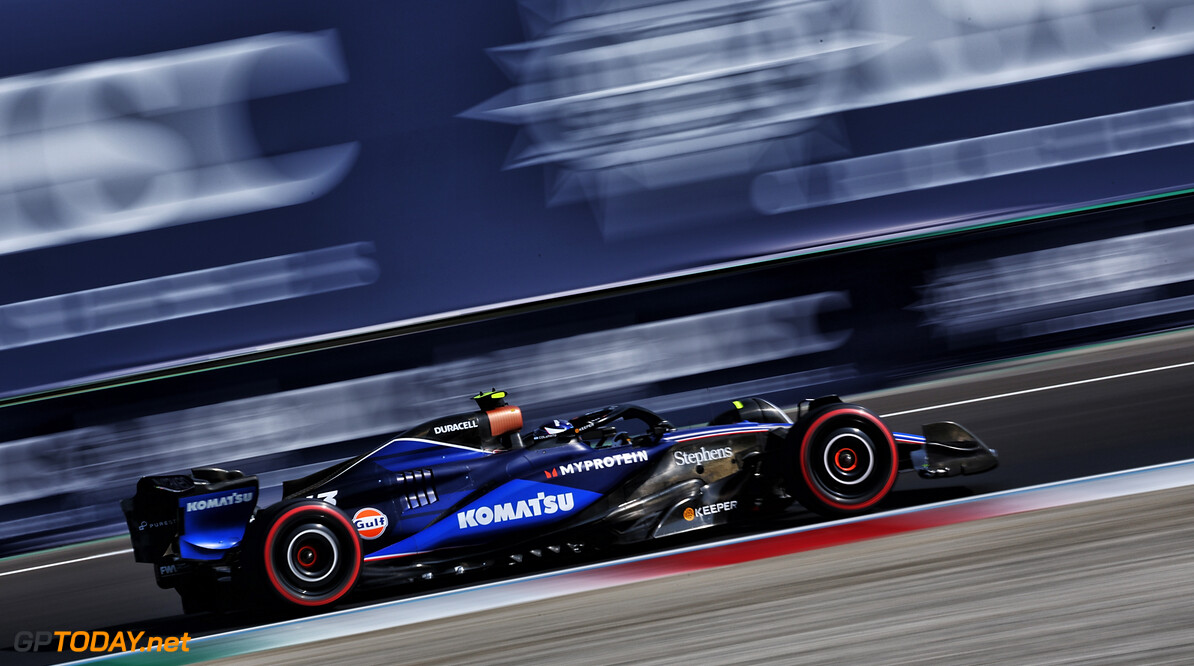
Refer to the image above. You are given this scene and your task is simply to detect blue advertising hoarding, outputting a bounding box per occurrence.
[2,0,1194,397]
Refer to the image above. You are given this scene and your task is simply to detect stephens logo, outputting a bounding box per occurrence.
[457,492,575,529]
[545,450,648,478]
[433,419,478,435]
[352,507,388,539]
[184,491,254,513]
[683,500,738,521]
[673,446,732,466]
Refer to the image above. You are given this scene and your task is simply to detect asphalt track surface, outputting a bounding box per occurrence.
[214,484,1194,665]
[2,328,1193,664]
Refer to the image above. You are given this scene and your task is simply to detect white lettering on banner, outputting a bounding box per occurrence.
[0,243,377,350]
[466,0,1194,232]
[184,491,254,513]
[673,446,733,466]
[457,492,576,529]
[558,450,649,476]
[916,224,1194,343]
[753,100,1194,214]
[0,31,357,256]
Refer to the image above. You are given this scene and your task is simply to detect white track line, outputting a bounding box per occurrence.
[880,359,1194,418]
[0,548,132,578]
[12,359,1194,575]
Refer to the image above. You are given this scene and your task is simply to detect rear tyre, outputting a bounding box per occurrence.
[248,501,361,609]
[787,404,897,517]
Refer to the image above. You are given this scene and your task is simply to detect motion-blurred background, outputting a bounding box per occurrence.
[2,0,1193,555]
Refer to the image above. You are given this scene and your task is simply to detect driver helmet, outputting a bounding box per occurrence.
[533,419,574,441]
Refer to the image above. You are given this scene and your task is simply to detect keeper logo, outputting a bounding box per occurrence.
[684,500,738,521]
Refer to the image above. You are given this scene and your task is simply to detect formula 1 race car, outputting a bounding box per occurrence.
[122,390,997,612]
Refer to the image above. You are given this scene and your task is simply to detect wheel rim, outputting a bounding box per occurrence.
[819,428,876,489]
[284,524,340,586]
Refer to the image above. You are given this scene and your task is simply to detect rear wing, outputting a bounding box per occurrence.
[121,467,258,567]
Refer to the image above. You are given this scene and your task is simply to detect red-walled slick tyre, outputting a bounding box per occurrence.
[248,501,361,609]
[786,404,898,517]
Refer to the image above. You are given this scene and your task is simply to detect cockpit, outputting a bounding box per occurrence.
[528,404,675,449]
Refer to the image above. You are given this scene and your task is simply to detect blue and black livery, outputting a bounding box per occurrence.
[122,390,997,612]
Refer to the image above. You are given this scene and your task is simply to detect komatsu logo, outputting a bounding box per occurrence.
[457,492,575,529]
[548,450,648,478]
[673,446,732,466]
[184,491,254,512]
[434,420,478,435]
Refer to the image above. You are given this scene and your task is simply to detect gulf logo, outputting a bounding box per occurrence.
[683,507,696,521]
[352,507,388,540]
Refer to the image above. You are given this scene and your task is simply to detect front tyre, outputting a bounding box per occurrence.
[251,501,361,609]
[787,404,897,517]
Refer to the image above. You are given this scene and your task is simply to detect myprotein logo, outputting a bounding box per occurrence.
[684,500,738,521]
[546,450,648,478]
[673,446,732,466]
[352,507,388,540]
[457,492,575,529]
[184,490,254,513]
[433,419,478,436]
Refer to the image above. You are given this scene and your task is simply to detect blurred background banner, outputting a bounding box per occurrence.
[2,0,1194,398]
[4,189,1194,554]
